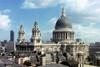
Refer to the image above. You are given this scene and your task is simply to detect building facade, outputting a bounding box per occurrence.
[10,30,14,42]
[15,6,89,64]
[30,20,42,48]
[89,42,100,56]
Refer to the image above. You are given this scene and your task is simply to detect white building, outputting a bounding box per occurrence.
[15,6,89,64]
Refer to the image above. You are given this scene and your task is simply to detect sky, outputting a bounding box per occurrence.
[0,0,100,43]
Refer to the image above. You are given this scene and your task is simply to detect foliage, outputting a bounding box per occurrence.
[87,54,96,62]
[24,61,31,66]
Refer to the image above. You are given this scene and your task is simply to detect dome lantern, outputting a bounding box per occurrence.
[61,5,66,18]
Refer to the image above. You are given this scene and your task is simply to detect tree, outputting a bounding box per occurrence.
[87,54,96,65]
[24,61,31,66]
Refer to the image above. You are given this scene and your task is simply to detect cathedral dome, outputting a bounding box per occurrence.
[53,5,74,43]
[55,17,72,29]
[55,6,72,29]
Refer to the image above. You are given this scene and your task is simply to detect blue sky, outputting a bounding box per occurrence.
[0,0,100,43]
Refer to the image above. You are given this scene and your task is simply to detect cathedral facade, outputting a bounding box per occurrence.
[15,6,89,63]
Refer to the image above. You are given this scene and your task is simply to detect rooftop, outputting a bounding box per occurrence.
[38,64,68,67]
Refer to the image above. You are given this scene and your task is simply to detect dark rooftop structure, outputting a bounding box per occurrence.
[89,42,100,56]
[61,60,78,67]
[38,64,68,67]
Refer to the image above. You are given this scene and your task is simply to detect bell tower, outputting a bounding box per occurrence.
[17,25,26,43]
[30,20,42,45]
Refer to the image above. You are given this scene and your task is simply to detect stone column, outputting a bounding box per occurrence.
[42,57,46,66]
[70,33,72,39]
[62,33,64,39]
[58,33,60,39]
[56,33,57,39]
[55,33,56,39]
[53,33,55,39]
[65,33,66,39]
[57,33,58,39]
[73,33,74,40]
[59,33,61,39]
[62,33,63,39]
[61,33,62,39]
[54,33,55,39]
[67,33,69,39]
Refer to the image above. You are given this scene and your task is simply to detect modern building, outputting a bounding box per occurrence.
[15,6,89,65]
[76,39,82,43]
[5,41,15,54]
[10,30,14,42]
[89,42,100,56]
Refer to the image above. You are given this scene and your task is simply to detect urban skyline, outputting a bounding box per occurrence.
[0,0,100,67]
[0,0,100,43]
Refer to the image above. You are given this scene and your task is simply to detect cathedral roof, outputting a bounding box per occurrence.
[55,6,72,30]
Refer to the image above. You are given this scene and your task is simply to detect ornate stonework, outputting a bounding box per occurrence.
[30,20,42,46]
[16,6,89,63]
[17,25,26,43]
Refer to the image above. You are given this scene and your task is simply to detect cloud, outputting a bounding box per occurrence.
[22,0,59,9]
[0,9,11,30]
[63,0,95,11]
[21,0,100,43]
[0,9,11,14]
[22,0,100,23]
[22,0,100,20]
[3,9,11,13]
[73,22,100,43]
[40,17,58,41]
[48,17,57,25]
[41,30,53,41]
[65,0,100,24]
[0,15,11,30]
[22,0,96,9]
[22,0,38,9]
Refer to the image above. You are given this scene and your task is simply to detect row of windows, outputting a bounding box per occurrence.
[17,47,34,51]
